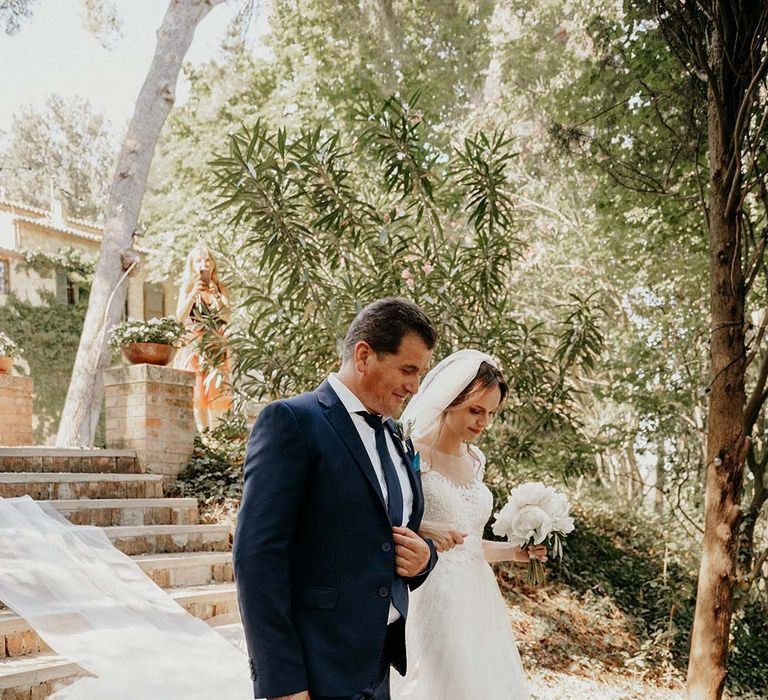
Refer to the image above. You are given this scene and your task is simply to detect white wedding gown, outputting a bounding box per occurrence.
[392,447,531,700]
[0,496,252,699]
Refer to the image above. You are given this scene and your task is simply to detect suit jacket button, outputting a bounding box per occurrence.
[382,542,392,552]
[378,586,390,598]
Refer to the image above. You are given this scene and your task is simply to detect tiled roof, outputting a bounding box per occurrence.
[1,200,163,256]
[1,199,102,234]
[0,199,49,218]
[14,215,102,243]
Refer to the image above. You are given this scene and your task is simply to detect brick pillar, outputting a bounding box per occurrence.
[103,364,195,479]
[0,375,33,445]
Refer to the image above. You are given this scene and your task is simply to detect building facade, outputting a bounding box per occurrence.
[0,199,178,444]
[0,199,177,320]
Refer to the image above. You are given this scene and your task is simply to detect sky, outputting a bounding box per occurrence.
[0,0,270,139]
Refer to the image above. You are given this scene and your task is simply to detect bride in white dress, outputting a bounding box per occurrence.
[391,349,545,700]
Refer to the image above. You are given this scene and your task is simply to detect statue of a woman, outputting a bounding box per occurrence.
[174,243,232,431]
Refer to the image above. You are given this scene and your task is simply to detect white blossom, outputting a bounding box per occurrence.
[492,482,575,549]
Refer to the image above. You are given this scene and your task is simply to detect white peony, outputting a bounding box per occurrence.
[508,505,553,547]
[506,481,550,510]
[542,490,575,535]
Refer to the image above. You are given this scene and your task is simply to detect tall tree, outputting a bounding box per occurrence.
[210,96,604,478]
[141,0,501,278]
[652,2,768,697]
[0,95,114,221]
[57,0,229,446]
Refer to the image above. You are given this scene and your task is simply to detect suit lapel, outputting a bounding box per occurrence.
[315,380,388,515]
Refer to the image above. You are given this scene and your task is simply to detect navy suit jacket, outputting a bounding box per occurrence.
[233,380,438,698]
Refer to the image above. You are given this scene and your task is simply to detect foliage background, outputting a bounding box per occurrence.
[0,249,99,443]
[3,0,768,694]
[150,2,767,693]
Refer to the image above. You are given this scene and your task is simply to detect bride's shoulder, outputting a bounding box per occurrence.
[467,443,487,466]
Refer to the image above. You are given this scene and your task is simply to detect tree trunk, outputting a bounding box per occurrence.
[57,0,226,446]
[686,9,750,698]
[654,441,665,516]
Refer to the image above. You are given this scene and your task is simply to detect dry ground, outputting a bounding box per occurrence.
[500,570,685,699]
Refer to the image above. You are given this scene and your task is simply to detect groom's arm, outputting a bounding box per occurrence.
[233,400,309,698]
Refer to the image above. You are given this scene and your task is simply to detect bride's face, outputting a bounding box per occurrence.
[443,385,502,443]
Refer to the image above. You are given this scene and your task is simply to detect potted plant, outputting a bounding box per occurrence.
[0,332,22,375]
[109,317,185,366]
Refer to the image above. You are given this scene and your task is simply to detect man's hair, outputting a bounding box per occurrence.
[342,298,437,361]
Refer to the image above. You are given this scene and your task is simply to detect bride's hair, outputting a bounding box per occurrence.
[423,361,508,477]
[447,361,508,410]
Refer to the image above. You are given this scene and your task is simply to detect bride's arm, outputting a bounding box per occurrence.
[418,519,468,552]
[482,540,547,564]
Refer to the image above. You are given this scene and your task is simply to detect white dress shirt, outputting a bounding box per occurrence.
[327,373,414,624]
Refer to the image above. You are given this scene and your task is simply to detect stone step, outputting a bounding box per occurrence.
[0,611,51,658]
[45,498,198,527]
[103,524,231,555]
[0,654,84,695]
[134,552,233,587]
[0,473,163,500]
[1,584,238,660]
[0,448,140,475]
[170,583,239,625]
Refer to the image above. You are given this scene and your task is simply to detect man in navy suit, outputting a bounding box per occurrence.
[233,298,439,700]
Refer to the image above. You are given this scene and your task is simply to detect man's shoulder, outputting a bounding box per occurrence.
[260,388,321,421]
[281,389,321,412]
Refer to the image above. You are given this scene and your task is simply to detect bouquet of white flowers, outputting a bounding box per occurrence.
[492,481,575,584]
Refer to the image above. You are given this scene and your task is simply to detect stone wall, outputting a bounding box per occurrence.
[0,375,33,445]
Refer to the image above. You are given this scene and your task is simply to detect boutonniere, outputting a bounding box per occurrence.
[394,418,420,472]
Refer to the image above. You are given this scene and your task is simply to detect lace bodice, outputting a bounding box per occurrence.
[420,445,493,563]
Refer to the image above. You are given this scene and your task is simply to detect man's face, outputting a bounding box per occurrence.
[358,333,432,417]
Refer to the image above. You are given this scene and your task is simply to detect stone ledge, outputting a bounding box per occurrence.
[0,654,84,690]
[0,448,137,460]
[0,473,163,483]
[0,375,32,390]
[103,363,194,388]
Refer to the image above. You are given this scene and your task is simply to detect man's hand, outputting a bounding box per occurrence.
[393,526,431,577]
[269,692,310,700]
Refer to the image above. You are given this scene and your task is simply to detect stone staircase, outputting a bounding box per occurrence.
[0,448,239,699]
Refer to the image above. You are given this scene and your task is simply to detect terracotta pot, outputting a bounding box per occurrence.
[0,356,12,374]
[120,342,176,367]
